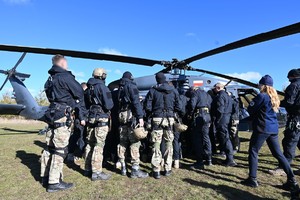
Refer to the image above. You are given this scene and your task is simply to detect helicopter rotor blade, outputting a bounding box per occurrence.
[188,67,285,96]
[0,76,9,91]
[183,22,300,65]
[0,44,162,67]
[12,52,26,71]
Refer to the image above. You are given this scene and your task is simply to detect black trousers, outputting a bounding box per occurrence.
[216,115,234,161]
[192,113,212,163]
[248,131,294,180]
[173,131,181,160]
[282,116,300,163]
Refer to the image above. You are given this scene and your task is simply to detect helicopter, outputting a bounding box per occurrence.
[0,22,299,131]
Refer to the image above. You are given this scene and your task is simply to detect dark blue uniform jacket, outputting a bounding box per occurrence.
[188,89,212,113]
[281,78,300,115]
[118,78,144,119]
[248,93,278,134]
[45,65,87,121]
[213,90,232,122]
[144,83,182,118]
[86,78,114,118]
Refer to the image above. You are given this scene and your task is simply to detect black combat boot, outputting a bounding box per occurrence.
[223,159,237,167]
[130,165,148,179]
[41,176,49,187]
[204,156,213,166]
[282,178,299,191]
[205,160,213,166]
[84,170,92,177]
[164,170,172,177]
[241,177,259,188]
[91,172,111,181]
[190,162,205,170]
[121,162,127,176]
[47,181,74,193]
[153,171,161,179]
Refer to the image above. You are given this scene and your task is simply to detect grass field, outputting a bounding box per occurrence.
[0,120,298,200]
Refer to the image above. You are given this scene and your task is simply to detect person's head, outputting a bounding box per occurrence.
[93,68,107,80]
[81,82,87,91]
[155,72,166,84]
[258,75,280,112]
[122,71,134,80]
[213,83,225,93]
[287,69,300,82]
[52,54,68,70]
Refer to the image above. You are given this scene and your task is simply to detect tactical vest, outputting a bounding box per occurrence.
[44,75,56,102]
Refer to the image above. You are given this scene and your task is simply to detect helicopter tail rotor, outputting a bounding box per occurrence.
[0,52,30,91]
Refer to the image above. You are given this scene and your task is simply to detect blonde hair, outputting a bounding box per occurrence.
[259,85,280,112]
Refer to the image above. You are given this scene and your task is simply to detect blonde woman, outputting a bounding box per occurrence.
[241,75,298,190]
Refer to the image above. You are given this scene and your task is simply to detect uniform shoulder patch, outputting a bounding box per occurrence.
[249,101,255,107]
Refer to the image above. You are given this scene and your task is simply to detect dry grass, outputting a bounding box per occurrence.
[0,122,298,200]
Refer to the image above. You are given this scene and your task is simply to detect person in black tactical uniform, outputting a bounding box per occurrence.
[83,68,114,181]
[228,92,240,152]
[40,55,86,192]
[67,82,88,162]
[269,69,300,176]
[144,73,182,179]
[117,71,148,178]
[188,87,213,169]
[212,83,237,167]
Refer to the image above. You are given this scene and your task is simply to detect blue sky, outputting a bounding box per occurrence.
[0,0,299,96]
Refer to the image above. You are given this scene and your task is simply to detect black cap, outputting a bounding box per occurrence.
[122,71,133,80]
[155,72,166,84]
[287,69,300,78]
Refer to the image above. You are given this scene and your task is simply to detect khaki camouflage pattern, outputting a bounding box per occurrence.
[84,118,109,173]
[151,117,175,172]
[118,110,141,165]
[40,117,71,184]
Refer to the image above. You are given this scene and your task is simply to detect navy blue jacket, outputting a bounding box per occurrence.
[44,65,87,121]
[144,82,182,118]
[248,93,278,134]
[281,78,300,115]
[213,90,233,121]
[118,78,144,119]
[86,78,114,118]
[188,89,212,113]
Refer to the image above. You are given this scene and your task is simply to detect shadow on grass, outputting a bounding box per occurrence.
[15,150,40,182]
[34,140,47,149]
[0,127,38,135]
[182,178,274,200]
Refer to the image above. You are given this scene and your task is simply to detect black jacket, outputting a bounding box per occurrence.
[118,78,144,119]
[44,65,87,121]
[231,96,240,121]
[188,89,212,113]
[144,83,182,118]
[86,78,114,118]
[281,78,300,115]
[213,90,233,120]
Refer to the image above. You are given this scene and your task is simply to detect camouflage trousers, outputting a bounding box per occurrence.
[151,117,174,172]
[84,118,109,173]
[117,125,141,165]
[40,117,71,184]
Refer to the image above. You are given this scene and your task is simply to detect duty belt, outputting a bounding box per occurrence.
[88,122,109,128]
[49,122,67,129]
